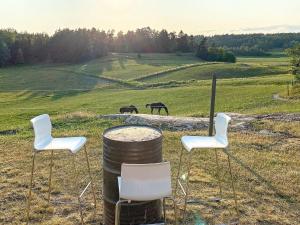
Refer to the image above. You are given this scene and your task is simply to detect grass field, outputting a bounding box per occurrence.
[0,52,299,224]
[139,63,288,83]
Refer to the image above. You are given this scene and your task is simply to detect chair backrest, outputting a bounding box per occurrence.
[120,162,172,201]
[214,113,231,145]
[30,114,52,150]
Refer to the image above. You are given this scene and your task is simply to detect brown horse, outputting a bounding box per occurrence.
[119,105,138,114]
[146,102,169,115]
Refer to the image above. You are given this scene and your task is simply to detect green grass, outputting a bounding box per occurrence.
[1,82,300,131]
[53,53,203,80]
[0,53,204,91]
[0,65,111,91]
[237,55,290,65]
[0,52,300,224]
[237,50,290,65]
[0,52,298,129]
[141,62,288,83]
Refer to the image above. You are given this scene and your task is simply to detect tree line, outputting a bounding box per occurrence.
[1,27,300,67]
[0,27,197,66]
[0,28,110,66]
[203,33,300,56]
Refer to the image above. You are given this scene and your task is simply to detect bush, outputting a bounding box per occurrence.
[222,51,236,63]
[195,38,236,63]
[196,46,236,63]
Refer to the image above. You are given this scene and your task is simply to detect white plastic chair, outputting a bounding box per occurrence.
[26,114,97,225]
[175,113,238,222]
[115,162,177,225]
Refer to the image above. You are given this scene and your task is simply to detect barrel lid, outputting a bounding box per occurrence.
[103,125,162,142]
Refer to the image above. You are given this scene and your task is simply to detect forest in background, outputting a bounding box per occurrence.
[1,27,300,66]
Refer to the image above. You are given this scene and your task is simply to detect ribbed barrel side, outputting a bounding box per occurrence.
[102,125,163,225]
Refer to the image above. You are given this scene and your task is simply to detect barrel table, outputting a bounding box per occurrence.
[103,125,163,225]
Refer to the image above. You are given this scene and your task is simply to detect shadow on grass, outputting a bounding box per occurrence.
[224,149,298,205]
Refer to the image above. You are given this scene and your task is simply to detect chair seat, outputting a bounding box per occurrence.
[117,177,171,201]
[181,136,227,152]
[35,137,86,154]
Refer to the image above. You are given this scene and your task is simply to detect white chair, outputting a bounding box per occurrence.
[115,162,177,225]
[175,113,238,222]
[26,114,97,225]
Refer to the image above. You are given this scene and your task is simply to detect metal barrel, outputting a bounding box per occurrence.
[102,125,163,225]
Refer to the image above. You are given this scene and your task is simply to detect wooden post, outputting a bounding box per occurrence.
[208,75,223,198]
[209,74,217,136]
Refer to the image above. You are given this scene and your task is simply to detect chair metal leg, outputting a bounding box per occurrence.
[114,200,126,225]
[114,201,120,225]
[72,155,84,225]
[162,197,178,225]
[84,145,97,211]
[226,148,239,216]
[47,150,54,203]
[174,145,184,199]
[78,196,84,225]
[214,149,223,198]
[26,152,36,225]
[182,152,192,224]
[169,197,178,225]
[163,198,166,221]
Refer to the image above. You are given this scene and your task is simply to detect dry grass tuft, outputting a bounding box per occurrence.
[0,116,299,224]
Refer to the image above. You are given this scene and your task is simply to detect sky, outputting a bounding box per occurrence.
[1,0,300,35]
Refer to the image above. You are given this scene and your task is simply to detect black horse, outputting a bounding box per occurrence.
[119,105,138,114]
[146,102,169,115]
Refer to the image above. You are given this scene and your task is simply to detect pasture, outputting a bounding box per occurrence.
[0,52,299,224]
